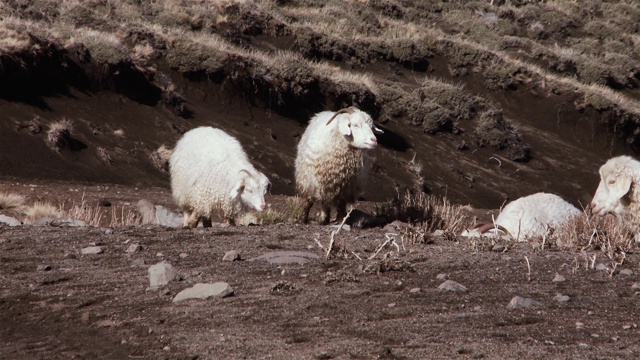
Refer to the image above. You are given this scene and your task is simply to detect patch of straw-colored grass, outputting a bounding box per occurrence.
[24,201,62,222]
[46,119,74,151]
[0,191,26,212]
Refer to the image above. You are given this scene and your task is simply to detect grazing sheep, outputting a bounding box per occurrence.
[170,127,270,228]
[591,155,640,218]
[462,192,582,241]
[295,106,383,224]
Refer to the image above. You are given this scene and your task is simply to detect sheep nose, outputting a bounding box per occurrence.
[370,136,377,143]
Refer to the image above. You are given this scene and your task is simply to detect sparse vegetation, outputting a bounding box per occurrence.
[46,119,74,152]
[0,191,26,212]
[23,201,61,222]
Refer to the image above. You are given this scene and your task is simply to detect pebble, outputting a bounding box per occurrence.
[578,343,589,348]
[492,244,505,252]
[81,246,103,255]
[64,253,77,260]
[506,296,542,309]
[104,228,114,235]
[173,282,234,303]
[0,215,21,226]
[179,253,188,258]
[595,264,608,271]
[131,258,145,267]
[552,274,566,283]
[436,273,449,280]
[438,280,468,293]
[409,287,421,294]
[148,261,180,288]
[126,244,143,253]
[576,322,584,329]
[632,283,640,291]
[432,230,445,237]
[155,205,183,228]
[623,325,632,330]
[156,252,164,257]
[553,294,571,302]
[619,269,634,276]
[36,265,52,272]
[223,250,241,261]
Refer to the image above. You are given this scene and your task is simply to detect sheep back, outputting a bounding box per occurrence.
[496,192,581,241]
[170,127,258,220]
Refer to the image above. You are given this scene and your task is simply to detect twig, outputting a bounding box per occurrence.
[351,251,362,260]
[524,256,531,282]
[326,209,353,258]
[369,234,396,260]
[313,235,325,250]
[488,156,502,167]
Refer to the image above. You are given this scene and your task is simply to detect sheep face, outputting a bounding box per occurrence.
[230,170,270,212]
[591,163,632,216]
[336,111,383,150]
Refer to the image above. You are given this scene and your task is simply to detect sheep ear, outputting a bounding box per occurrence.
[229,178,245,199]
[373,125,384,134]
[338,117,351,136]
[609,174,632,199]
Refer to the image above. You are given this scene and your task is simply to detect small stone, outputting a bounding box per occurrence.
[578,343,588,348]
[544,340,555,345]
[155,205,183,228]
[0,214,22,226]
[438,280,468,293]
[410,287,421,294]
[436,273,449,280]
[507,296,542,309]
[492,244,505,252]
[126,244,142,253]
[36,265,52,272]
[595,263,608,271]
[104,228,114,235]
[163,346,170,351]
[156,252,164,257]
[631,283,640,290]
[179,253,188,258]
[81,312,90,323]
[623,325,632,330]
[148,261,180,288]
[432,230,445,237]
[619,269,634,276]
[552,274,566,283]
[388,303,396,307]
[576,322,584,329]
[173,282,234,303]
[591,333,599,338]
[131,258,145,267]
[223,250,241,262]
[64,253,77,260]
[81,246,103,255]
[553,294,571,302]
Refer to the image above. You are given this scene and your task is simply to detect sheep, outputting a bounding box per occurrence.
[295,106,383,224]
[462,192,582,241]
[590,155,640,218]
[169,126,270,228]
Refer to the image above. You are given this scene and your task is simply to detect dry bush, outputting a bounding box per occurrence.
[16,117,43,134]
[284,196,306,223]
[256,208,285,225]
[149,144,173,173]
[0,191,26,212]
[46,119,74,151]
[108,205,141,227]
[65,200,105,226]
[23,202,61,222]
[96,147,113,165]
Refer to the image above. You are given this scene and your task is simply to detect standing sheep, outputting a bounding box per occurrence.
[295,107,383,224]
[591,155,640,218]
[462,192,582,241]
[170,127,270,228]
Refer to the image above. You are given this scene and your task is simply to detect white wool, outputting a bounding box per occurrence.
[170,127,269,227]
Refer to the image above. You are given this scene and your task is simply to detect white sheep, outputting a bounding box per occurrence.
[170,127,270,228]
[462,192,582,241]
[591,155,640,218]
[295,106,383,224]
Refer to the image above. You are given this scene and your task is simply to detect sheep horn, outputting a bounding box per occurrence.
[239,169,254,178]
[475,222,511,236]
[325,106,358,126]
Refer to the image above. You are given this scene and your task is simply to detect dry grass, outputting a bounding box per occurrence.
[23,202,61,222]
[256,208,285,225]
[0,191,26,212]
[284,196,306,223]
[46,119,74,151]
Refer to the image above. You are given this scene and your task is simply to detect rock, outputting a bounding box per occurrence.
[409,287,421,294]
[64,253,77,260]
[330,224,351,231]
[0,214,21,226]
[552,274,566,283]
[576,322,584,329]
[126,244,143,253]
[155,205,182,228]
[438,280,468,293]
[179,253,188,258]
[36,265,52,272]
[492,244,505,252]
[173,282,234,303]
[436,273,449,280]
[131,258,145,267]
[104,228,114,235]
[631,283,640,291]
[344,209,388,228]
[223,250,241,261]
[507,296,542,309]
[248,251,320,265]
[137,199,156,225]
[619,269,634,276]
[148,261,180,288]
[237,213,258,226]
[81,246,103,255]
[595,263,608,271]
[553,293,571,302]
[432,230,445,237]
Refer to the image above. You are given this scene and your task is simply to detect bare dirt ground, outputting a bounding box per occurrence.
[1,182,640,360]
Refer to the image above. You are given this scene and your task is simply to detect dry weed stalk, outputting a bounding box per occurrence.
[0,191,26,212]
[326,209,353,259]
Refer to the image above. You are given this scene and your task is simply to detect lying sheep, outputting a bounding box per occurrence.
[462,192,582,241]
[170,127,270,228]
[591,155,640,218]
[295,106,383,224]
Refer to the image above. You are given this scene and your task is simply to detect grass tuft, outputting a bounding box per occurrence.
[46,119,74,151]
[0,191,26,212]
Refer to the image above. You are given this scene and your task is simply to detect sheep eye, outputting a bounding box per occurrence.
[608,180,616,185]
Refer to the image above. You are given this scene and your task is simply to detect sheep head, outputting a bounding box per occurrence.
[230,170,270,212]
[326,107,383,150]
[591,156,635,216]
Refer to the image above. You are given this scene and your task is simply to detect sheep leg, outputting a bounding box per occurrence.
[302,198,315,224]
[319,203,331,225]
[201,217,212,228]
[335,200,347,222]
[185,211,200,229]
[226,217,236,226]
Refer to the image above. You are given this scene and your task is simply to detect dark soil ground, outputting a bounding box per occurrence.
[2,182,640,359]
[2,1,640,359]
